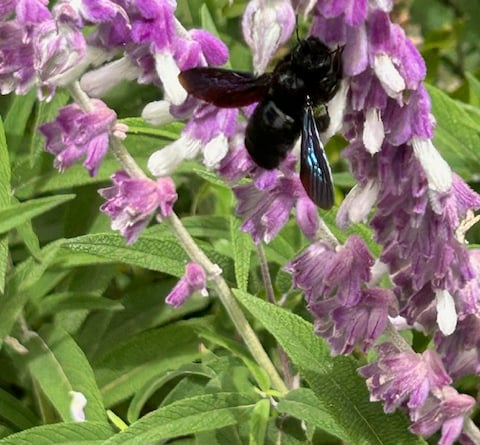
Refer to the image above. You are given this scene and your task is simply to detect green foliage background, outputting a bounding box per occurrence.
[0,1,479,444]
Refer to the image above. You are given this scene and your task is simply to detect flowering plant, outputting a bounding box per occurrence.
[0,0,480,444]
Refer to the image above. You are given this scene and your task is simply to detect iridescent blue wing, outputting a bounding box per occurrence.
[178,68,272,108]
[300,105,334,209]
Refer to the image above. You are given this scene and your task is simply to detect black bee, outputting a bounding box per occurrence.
[178,36,343,209]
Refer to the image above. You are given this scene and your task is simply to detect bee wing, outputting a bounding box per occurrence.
[178,67,272,107]
[300,106,334,209]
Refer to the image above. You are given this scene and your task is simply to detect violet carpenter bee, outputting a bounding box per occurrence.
[178,36,343,209]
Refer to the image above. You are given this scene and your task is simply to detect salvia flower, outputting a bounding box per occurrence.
[359,344,452,413]
[234,175,305,244]
[242,0,295,74]
[40,99,117,176]
[0,1,87,99]
[165,262,208,307]
[359,342,476,444]
[99,171,177,244]
[148,104,238,176]
[409,387,475,445]
[285,236,396,354]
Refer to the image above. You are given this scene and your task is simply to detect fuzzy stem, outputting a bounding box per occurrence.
[463,418,480,444]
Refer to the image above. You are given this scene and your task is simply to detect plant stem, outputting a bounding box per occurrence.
[256,243,276,304]
[167,212,288,393]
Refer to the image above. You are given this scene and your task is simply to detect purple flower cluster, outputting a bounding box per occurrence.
[99,171,177,244]
[39,99,117,176]
[0,0,86,100]
[285,236,397,354]
[359,343,475,444]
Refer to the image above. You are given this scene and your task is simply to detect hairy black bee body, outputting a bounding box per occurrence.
[178,36,343,209]
[244,37,342,170]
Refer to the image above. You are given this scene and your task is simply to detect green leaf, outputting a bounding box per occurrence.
[277,389,349,437]
[13,157,120,199]
[127,363,218,422]
[466,72,480,107]
[103,393,257,445]
[119,118,182,140]
[192,167,230,188]
[0,241,63,347]
[23,327,106,422]
[234,290,425,445]
[64,233,188,276]
[3,90,36,154]
[426,83,480,180]
[82,282,209,360]
[249,399,269,445]
[0,388,38,430]
[64,233,235,283]
[0,195,75,234]
[145,215,230,240]
[0,422,113,444]
[230,217,251,291]
[195,325,271,393]
[94,321,203,407]
[35,293,123,317]
[0,116,11,292]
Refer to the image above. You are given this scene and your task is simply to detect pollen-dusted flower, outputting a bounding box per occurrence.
[358,344,451,413]
[40,99,117,176]
[99,171,177,244]
[165,262,208,308]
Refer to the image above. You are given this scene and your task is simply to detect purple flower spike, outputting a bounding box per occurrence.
[99,171,177,244]
[165,262,208,308]
[409,387,475,445]
[40,99,117,176]
[242,0,295,74]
